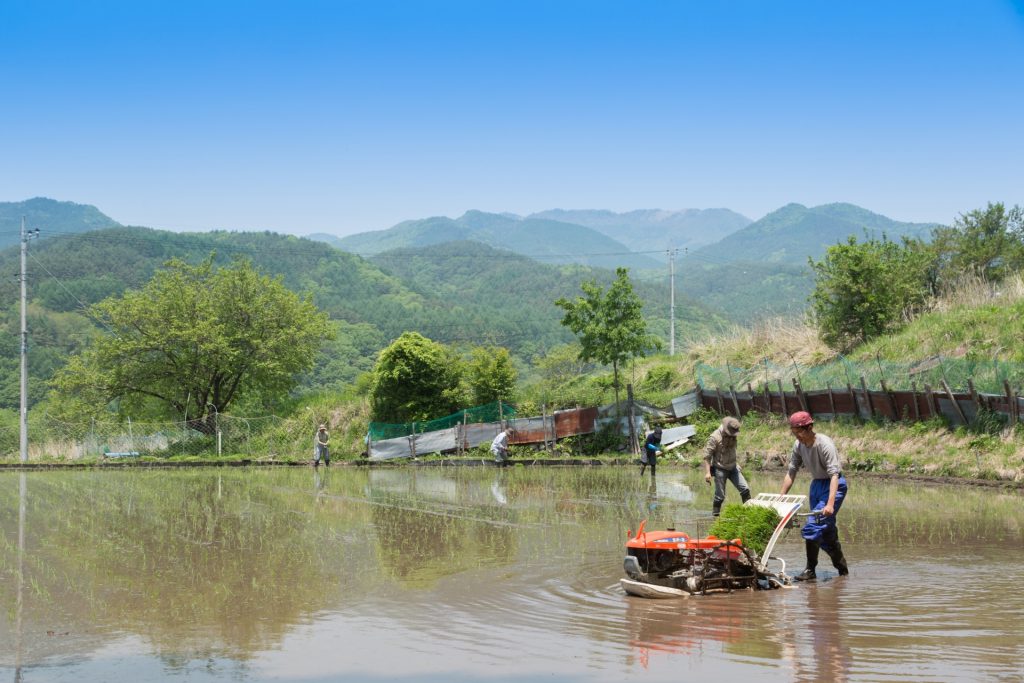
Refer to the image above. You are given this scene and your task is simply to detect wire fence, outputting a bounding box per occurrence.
[19,413,313,461]
[695,357,1024,394]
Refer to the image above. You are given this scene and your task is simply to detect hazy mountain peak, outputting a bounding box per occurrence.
[0,197,121,248]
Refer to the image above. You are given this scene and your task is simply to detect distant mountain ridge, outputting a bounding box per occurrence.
[687,202,937,266]
[0,197,121,248]
[527,208,753,256]
[328,210,661,270]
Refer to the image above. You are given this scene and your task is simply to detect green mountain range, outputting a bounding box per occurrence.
[675,203,940,322]
[686,202,936,266]
[324,210,662,270]
[0,196,950,409]
[0,217,719,410]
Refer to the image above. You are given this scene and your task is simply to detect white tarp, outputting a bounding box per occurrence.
[671,392,699,418]
[369,426,458,460]
[661,424,697,447]
[464,423,503,449]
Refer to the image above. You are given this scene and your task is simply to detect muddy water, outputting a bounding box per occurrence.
[0,467,1021,682]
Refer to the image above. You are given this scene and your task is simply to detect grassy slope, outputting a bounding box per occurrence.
[636,274,1024,481]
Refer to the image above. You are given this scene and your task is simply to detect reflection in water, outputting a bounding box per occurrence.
[0,468,1022,682]
[795,584,852,683]
[14,473,25,683]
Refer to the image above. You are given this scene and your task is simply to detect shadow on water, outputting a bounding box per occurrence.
[0,467,1021,682]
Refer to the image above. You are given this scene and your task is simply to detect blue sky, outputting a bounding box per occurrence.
[2,0,1022,235]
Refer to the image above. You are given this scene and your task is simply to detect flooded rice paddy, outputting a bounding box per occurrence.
[1,466,1022,682]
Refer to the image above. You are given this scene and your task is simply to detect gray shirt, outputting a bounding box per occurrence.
[704,427,739,470]
[787,434,842,480]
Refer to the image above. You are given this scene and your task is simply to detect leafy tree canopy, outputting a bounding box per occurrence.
[555,267,660,404]
[809,234,933,351]
[369,332,466,423]
[49,256,331,432]
[467,345,517,406]
[931,202,1024,284]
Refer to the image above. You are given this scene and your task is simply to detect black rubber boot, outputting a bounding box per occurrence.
[821,528,849,576]
[826,542,849,576]
[795,540,819,581]
[712,501,722,517]
[740,489,751,503]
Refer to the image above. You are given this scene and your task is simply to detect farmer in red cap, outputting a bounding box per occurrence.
[780,411,849,581]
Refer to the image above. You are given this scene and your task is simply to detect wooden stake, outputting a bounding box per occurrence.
[924,383,937,418]
[911,382,920,420]
[942,379,969,426]
[880,378,899,421]
[827,382,836,419]
[792,378,809,413]
[777,379,788,416]
[729,384,741,416]
[1005,380,1018,426]
[968,378,983,418]
[716,386,725,413]
[860,376,875,419]
[627,384,638,455]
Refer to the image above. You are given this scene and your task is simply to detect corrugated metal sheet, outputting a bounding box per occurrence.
[554,407,598,438]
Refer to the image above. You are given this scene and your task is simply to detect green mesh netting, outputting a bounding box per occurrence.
[368,401,517,440]
[695,357,1024,394]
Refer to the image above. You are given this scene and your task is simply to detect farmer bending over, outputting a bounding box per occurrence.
[704,416,751,516]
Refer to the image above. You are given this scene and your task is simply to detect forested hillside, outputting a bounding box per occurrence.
[369,240,726,350]
[677,203,938,322]
[0,227,711,411]
[687,202,935,266]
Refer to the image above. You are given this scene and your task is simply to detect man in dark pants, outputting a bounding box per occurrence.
[640,428,662,477]
[780,411,849,581]
[703,416,751,516]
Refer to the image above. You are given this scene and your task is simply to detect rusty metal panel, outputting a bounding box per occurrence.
[554,407,598,438]
[829,391,858,415]
[508,416,548,445]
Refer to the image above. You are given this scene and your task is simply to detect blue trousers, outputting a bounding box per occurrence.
[802,476,847,552]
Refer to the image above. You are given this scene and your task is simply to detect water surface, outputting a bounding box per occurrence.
[1,467,1021,682]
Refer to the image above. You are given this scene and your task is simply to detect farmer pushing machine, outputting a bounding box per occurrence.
[622,411,851,598]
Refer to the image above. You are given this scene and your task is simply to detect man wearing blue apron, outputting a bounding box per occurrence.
[780,411,849,581]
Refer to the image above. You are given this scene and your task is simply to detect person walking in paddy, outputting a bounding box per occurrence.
[314,424,330,467]
[704,416,751,516]
[780,411,850,581]
[491,426,513,466]
[640,428,662,478]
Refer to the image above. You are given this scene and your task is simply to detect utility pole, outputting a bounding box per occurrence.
[668,248,677,356]
[19,218,39,462]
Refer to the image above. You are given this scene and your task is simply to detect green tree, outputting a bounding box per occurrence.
[50,257,331,433]
[467,346,517,405]
[369,332,465,423]
[931,202,1024,284]
[554,267,660,408]
[809,234,933,351]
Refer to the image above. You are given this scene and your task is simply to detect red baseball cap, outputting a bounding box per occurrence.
[788,411,814,428]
